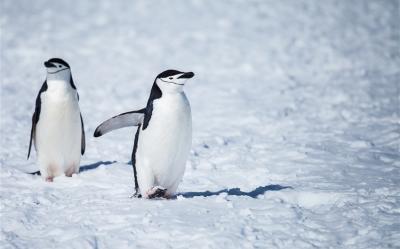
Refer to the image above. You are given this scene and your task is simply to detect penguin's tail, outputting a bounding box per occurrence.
[28,171,41,175]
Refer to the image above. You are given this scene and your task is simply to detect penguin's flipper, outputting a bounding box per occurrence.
[27,111,37,159]
[80,113,85,155]
[94,108,146,137]
[27,81,47,159]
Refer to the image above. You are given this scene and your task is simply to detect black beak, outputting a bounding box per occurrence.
[178,72,195,79]
[44,61,56,68]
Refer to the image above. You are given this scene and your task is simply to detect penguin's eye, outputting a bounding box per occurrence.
[169,77,173,80]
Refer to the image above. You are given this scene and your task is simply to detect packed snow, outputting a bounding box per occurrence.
[1,0,399,248]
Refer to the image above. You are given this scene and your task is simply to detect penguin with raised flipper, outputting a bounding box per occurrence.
[94,70,194,198]
[27,58,85,182]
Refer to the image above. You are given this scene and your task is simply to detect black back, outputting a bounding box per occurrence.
[142,82,162,130]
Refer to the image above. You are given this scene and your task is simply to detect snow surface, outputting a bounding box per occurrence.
[1,0,399,248]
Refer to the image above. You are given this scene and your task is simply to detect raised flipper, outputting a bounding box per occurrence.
[93,109,145,137]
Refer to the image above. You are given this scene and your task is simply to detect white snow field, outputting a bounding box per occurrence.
[1,0,399,248]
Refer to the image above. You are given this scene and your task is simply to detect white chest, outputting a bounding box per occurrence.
[40,81,79,118]
[37,80,81,138]
[35,80,82,172]
[137,93,192,178]
[150,93,191,132]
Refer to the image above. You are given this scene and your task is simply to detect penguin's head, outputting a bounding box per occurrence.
[44,58,71,79]
[155,69,194,93]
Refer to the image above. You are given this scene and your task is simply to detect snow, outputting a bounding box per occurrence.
[1,0,399,248]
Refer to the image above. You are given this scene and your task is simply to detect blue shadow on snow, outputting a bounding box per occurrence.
[179,185,292,199]
[28,161,117,175]
[79,161,116,172]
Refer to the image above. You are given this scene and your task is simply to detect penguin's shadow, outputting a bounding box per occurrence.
[79,161,117,172]
[179,185,292,199]
[28,161,117,175]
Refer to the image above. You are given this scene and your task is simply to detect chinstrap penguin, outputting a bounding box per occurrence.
[94,70,194,199]
[27,58,85,181]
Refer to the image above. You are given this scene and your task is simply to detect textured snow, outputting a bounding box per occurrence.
[1,0,399,248]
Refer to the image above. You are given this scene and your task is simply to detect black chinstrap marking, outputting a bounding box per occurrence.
[159,78,184,85]
[47,68,69,74]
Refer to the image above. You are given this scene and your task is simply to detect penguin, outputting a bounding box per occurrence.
[27,58,85,182]
[94,70,194,198]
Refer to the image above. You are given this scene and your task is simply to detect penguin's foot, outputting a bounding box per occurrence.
[45,176,54,182]
[65,164,78,177]
[147,186,167,199]
[130,189,142,198]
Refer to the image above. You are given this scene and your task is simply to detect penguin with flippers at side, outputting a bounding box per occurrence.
[28,58,85,182]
